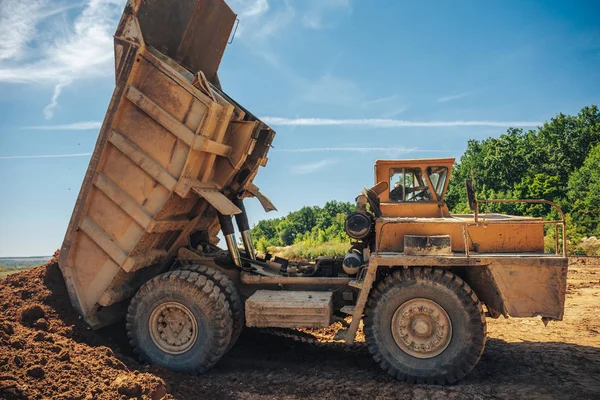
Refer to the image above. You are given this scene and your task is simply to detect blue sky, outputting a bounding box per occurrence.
[0,0,599,256]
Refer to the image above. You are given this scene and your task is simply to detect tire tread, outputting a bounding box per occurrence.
[364,267,486,385]
[126,270,232,374]
[178,264,245,351]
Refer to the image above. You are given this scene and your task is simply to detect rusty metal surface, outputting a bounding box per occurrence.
[58,0,274,328]
[404,234,452,256]
[477,199,567,256]
[375,218,546,254]
[460,261,568,320]
[487,263,568,320]
[460,260,567,320]
[245,291,333,329]
[335,158,571,344]
[136,0,236,82]
[375,158,454,217]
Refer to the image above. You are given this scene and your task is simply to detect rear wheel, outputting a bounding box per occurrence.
[126,270,232,374]
[177,264,244,351]
[364,267,486,384]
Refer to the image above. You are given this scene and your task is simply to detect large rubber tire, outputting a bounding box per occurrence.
[177,264,244,351]
[126,270,232,374]
[364,267,486,384]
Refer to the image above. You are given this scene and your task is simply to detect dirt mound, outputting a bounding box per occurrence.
[1,254,599,399]
[0,253,168,399]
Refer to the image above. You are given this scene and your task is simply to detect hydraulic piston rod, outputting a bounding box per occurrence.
[218,213,242,267]
[232,197,256,260]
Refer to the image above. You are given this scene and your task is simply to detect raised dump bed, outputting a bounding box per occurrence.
[59,0,275,328]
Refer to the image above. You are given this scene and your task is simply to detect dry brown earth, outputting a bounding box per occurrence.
[0,255,598,399]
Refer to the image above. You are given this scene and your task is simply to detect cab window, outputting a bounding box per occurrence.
[389,167,432,202]
[427,166,448,199]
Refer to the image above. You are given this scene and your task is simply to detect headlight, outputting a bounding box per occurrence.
[345,212,372,239]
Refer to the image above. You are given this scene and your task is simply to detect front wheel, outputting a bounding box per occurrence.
[364,267,486,384]
[126,270,233,374]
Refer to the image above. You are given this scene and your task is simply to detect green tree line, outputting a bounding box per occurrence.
[251,105,600,255]
[251,201,355,253]
[446,105,600,253]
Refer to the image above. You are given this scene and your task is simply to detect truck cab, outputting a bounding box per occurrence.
[375,158,454,218]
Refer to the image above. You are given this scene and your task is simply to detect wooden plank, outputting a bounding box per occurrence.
[108,130,177,190]
[125,85,195,146]
[93,173,152,229]
[79,217,127,266]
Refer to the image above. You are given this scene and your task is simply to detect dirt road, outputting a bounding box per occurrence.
[1,256,598,399]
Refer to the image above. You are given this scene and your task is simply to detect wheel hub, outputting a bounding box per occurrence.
[149,302,198,355]
[391,298,452,359]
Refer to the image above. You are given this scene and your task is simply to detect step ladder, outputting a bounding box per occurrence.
[339,260,378,345]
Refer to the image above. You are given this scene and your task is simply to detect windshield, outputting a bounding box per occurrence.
[389,167,432,202]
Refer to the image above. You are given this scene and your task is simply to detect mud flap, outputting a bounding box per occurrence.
[465,260,568,321]
[488,263,568,320]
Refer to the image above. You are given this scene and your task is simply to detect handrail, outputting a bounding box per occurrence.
[373,198,567,257]
[476,199,567,256]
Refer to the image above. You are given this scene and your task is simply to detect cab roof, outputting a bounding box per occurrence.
[375,158,455,167]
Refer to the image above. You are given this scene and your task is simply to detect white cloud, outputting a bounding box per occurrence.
[0,0,125,118]
[32,117,540,133]
[22,121,102,130]
[225,0,296,74]
[237,0,269,19]
[277,147,414,153]
[275,147,449,158]
[43,77,72,119]
[292,159,338,175]
[230,0,294,40]
[0,0,45,61]
[436,91,473,103]
[301,0,351,30]
[263,117,541,128]
[0,153,92,160]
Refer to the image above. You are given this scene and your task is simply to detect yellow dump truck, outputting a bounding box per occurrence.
[59,0,568,384]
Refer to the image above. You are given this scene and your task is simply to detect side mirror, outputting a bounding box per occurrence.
[465,180,476,211]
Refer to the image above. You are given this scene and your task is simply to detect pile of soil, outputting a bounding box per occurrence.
[0,253,167,399]
[1,254,599,399]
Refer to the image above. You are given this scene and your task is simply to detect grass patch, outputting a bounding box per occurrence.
[269,241,349,261]
[0,264,37,279]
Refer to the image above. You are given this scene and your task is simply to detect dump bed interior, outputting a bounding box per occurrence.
[59,0,276,328]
